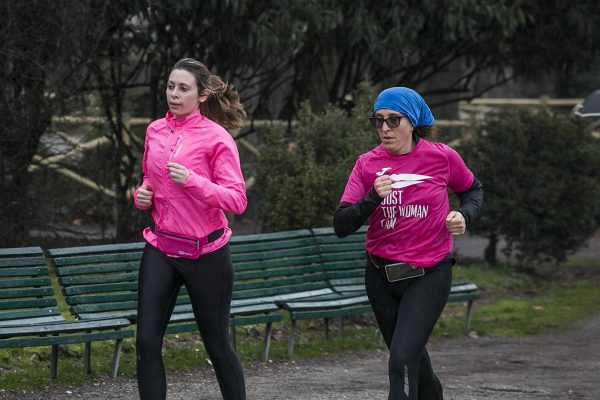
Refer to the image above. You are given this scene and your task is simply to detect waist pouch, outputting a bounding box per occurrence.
[155,228,223,259]
[368,253,425,282]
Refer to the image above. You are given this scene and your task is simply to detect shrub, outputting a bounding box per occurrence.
[254,83,378,231]
[461,108,600,264]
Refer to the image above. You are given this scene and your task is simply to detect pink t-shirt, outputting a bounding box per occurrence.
[340,140,474,267]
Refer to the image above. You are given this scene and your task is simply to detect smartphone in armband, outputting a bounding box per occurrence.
[384,262,425,282]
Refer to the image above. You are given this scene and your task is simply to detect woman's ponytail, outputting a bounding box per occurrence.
[171,58,246,131]
[200,77,246,131]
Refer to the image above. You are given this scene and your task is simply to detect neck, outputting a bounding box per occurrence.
[390,135,416,156]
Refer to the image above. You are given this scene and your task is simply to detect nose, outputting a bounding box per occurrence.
[381,120,392,131]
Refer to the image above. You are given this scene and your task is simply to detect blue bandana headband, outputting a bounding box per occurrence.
[373,87,435,128]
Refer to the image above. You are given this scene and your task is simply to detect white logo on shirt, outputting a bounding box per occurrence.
[375,167,392,176]
[389,173,432,189]
[376,168,432,188]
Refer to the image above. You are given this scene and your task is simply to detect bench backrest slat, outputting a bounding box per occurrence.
[0,277,51,289]
[0,256,47,268]
[0,298,56,310]
[0,287,54,299]
[0,308,60,321]
[0,267,50,277]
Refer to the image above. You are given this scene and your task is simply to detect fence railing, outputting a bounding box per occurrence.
[40,98,584,198]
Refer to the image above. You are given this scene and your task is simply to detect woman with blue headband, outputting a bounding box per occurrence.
[334,87,483,399]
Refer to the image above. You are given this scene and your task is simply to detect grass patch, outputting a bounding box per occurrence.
[473,281,600,336]
[2,262,600,391]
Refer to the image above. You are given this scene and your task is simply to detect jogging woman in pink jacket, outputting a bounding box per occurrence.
[134,58,247,400]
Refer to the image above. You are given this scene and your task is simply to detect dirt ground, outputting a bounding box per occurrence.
[2,311,599,400]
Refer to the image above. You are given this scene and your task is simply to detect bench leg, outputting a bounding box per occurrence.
[84,341,91,374]
[324,318,330,341]
[51,344,58,379]
[111,339,123,378]
[230,327,237,352]
[261,322,273,362]
[287,319,297,358]
[464,300,474,333]
[338,316,344,340]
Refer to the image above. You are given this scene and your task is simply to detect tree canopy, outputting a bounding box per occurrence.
[1,0,600,245]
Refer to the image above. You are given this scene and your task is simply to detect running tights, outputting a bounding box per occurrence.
[136,243,246,400]
[365,256,453,400]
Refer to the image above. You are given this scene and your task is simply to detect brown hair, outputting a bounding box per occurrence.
[413,125,438,140]
[171,58,246,131]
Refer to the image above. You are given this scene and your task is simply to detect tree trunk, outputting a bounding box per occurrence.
[484,234,498,265]
[0,63,51,247]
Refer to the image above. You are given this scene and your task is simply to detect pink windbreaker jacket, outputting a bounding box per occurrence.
[134,109,247,255]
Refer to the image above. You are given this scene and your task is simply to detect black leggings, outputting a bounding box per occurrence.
[365,255,453,400]
[136,243,245,400]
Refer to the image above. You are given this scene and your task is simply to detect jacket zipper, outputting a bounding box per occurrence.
[168,135,182,164]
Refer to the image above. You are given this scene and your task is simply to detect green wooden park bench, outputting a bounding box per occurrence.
[0,247,133,378]
[46,241,284,361]
[275,227,481,356]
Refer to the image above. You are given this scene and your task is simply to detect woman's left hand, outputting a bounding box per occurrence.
[445,211,466,235]
[167,162,190,185]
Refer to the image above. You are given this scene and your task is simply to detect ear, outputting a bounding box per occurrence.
[198,90,210,104]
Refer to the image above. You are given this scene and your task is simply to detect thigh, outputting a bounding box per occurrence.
[180,244,234,332]
[365,261,399,348]
[391,262,453,357]
[137,244,183,335]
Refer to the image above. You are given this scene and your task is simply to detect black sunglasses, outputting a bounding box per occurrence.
[369,115,405,129]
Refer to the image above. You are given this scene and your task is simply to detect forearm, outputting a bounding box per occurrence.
[333,188,383,237]
[456,175,484,226]
[184,171,247,214]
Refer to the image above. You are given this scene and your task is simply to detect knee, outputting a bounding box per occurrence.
[136,330,163,356]
[388,346,419,376]
[204,339,233,360]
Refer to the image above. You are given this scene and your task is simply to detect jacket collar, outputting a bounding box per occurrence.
[166,109,203,128]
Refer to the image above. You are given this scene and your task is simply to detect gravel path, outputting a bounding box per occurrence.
[3,313,599,400]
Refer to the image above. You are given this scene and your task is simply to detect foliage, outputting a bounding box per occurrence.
[3,1,600,246]
[140,0,600,116]
[461,109,600,264]
[254,83,378,231]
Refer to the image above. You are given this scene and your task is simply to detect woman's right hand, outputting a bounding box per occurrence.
[374,175,393,199]
[136,184,153,207]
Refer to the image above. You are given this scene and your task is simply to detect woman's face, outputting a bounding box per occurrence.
[373,109,414,155]
[166,69,208,118]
